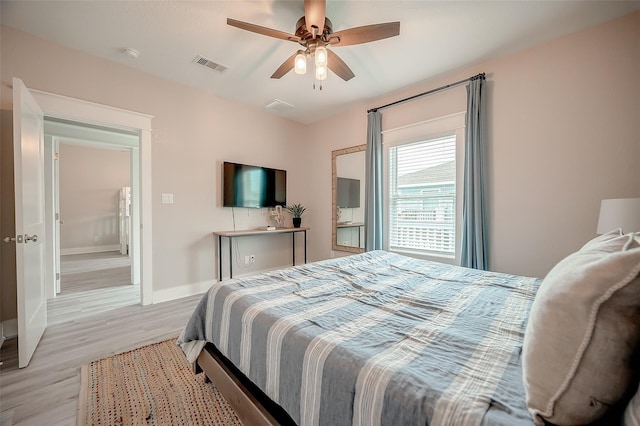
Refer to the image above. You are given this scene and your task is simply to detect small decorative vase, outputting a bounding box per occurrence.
[293,217,302,228]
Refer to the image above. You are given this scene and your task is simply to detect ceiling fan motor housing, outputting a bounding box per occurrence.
[295,16,333,45]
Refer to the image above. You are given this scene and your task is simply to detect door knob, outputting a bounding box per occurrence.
[24,234,38,243]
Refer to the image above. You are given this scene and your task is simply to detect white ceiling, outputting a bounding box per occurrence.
[2,1,638,124]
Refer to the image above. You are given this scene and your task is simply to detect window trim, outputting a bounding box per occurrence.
[382,112,465,265]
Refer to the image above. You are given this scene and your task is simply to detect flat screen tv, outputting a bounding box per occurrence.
[337,177,360,208]
[223,161,287,208]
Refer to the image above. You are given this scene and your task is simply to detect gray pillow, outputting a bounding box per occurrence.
[522,229,640,425]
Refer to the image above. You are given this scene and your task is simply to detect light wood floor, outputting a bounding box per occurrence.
[49,252,139,326]
[0,252,204,425]
[59,251,134,294]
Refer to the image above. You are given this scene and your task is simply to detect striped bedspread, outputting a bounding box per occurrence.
[178,250,540,426]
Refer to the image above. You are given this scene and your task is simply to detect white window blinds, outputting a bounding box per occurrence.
[388,135,456,255]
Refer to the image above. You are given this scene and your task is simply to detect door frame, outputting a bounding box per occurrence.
[31,89,154,305]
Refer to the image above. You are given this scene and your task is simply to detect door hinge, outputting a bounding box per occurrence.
[55,212,59,220]
[56,272,60,281]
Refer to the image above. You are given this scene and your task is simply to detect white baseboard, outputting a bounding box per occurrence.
[1,318,17,339]
[152,280,214,304]
[60,245,120,256]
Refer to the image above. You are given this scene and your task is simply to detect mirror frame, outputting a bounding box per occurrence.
[332,144,366,253]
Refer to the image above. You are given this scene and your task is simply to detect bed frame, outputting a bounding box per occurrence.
[193,343,297,426]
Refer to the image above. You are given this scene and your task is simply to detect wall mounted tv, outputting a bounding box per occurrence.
[337,177,361,208]
[223,161,287,208]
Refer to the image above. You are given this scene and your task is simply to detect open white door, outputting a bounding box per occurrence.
[12,78,47,368]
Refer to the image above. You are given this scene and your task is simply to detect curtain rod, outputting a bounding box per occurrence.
[367,72,485,113]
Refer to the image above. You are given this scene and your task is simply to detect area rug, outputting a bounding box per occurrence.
[77,339,242,425]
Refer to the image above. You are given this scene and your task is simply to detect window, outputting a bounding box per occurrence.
[388,135,457,256]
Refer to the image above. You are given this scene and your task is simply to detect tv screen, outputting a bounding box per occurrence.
[337,177,360,208]
[223,162,286,208]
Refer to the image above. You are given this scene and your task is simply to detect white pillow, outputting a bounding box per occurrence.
[522,229,640,424]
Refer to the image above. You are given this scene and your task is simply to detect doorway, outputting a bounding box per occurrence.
[32,88,153,306]
[44,117,142,304]
[51,140,139,322]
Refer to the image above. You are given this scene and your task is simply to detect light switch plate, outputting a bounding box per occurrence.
[161,193,174,204]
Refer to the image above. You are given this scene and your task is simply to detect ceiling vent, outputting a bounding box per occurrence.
[193,55,228,73]
[264,99,295,113]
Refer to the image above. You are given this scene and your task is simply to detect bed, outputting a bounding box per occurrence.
[178,250,541,425]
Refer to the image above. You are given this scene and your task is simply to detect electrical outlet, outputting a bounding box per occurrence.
[94,235,100,242]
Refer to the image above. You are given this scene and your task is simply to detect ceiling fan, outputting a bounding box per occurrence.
[227,0,400,82]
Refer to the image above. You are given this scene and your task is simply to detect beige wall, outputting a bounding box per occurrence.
[59,143,130,252]
[305,11,640,278]
[0,25,307,319]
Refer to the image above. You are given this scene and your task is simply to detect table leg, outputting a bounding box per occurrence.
[304,230,307,263]
[292,233,296,266]
[229,236,233,279]
[218,235,222,281]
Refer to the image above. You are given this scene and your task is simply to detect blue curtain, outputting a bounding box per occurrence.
[461,75,488,269]
[365,110,383,251]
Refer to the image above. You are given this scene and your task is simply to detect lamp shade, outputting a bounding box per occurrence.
[597,198,640,234]
[315,64,327,81]
[294,52,306,75]
[315,46,327,67]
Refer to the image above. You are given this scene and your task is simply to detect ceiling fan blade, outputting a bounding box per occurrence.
[304,0,326,37]
[271,53,297,79]
[329,22,400,47]
[327,50,355,81]
[227,18,301,43]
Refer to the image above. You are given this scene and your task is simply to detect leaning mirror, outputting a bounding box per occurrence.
[332,145,366,253]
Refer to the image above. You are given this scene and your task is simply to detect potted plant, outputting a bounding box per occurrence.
[285,203,307,228]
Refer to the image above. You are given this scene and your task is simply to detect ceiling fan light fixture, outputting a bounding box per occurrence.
[294,52,307,75]
[315,64,328,81]
[315,45,328,67]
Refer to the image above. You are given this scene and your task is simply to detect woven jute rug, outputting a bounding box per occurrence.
[77,339,242,425]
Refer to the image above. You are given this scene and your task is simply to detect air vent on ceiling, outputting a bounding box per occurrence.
[264,99,295,113]
[193,55,228,73]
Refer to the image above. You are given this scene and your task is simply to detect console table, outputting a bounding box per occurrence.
[214,227,309,281]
